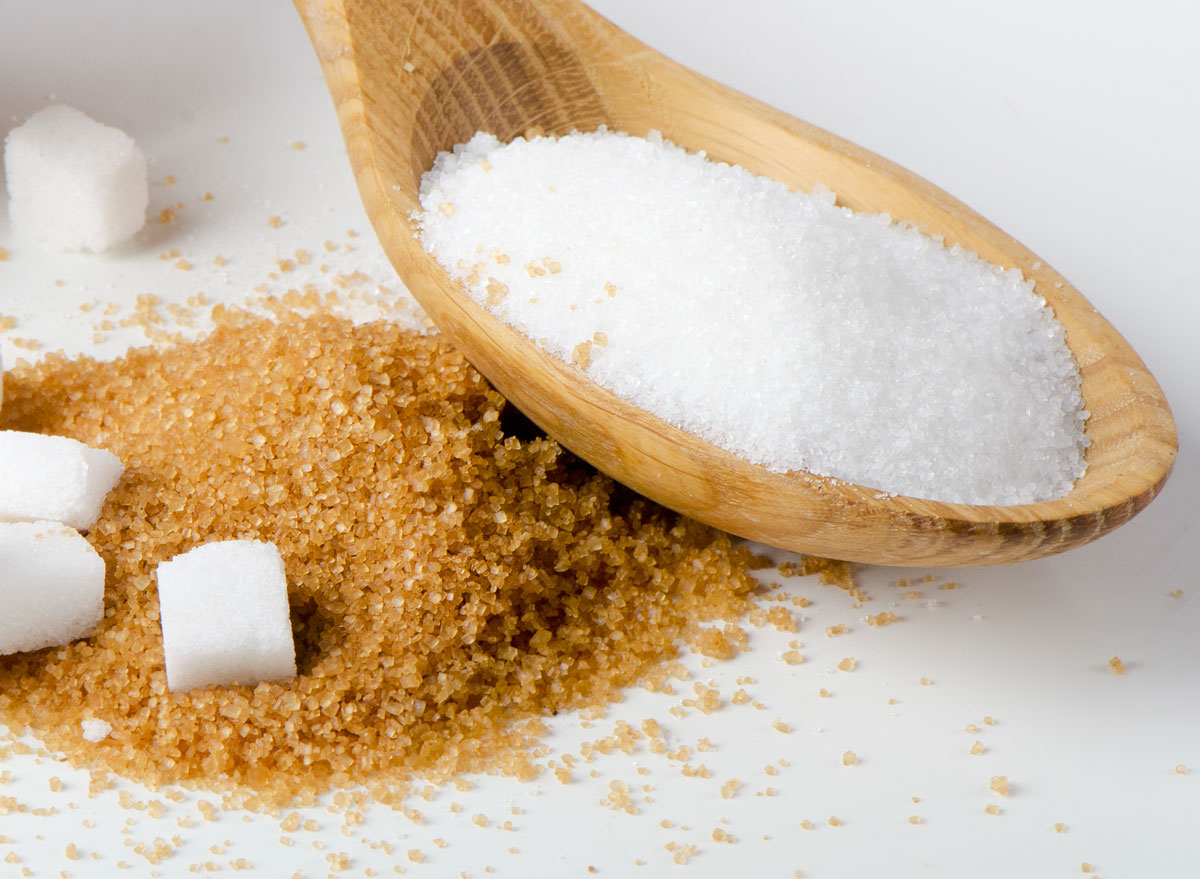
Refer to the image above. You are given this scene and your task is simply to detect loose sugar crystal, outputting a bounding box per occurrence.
[80,718,113,742]
[4,104,148,252]
[0,521,105,655]
[416,130,1090,505]
[156,539,297,692]
[0,431,124,530]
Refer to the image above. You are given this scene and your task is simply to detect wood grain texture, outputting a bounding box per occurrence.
[294,0,1177,566]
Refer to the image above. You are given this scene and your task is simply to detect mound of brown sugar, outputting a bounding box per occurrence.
[0,312,762,803]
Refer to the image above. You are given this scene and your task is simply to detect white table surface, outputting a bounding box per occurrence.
[1,1,1196,876]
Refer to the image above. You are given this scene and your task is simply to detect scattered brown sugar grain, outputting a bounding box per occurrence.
[841,751,857,766]
[0,312,762,804]
[836,658,856,672]
[989,776,1009,797]
[1109,656,1126,675]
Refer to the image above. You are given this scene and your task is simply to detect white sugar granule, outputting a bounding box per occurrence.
[81,718,113,742]
[416,130,1088,505]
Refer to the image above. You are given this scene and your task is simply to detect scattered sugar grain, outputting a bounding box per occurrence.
[417,129,1089,504]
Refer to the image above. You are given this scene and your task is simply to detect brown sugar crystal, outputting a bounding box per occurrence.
[0,312,763,804]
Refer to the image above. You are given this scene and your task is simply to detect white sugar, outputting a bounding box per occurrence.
[4,104,148,252]
[80,717,113,742]
[416,130,1088,505]
[156,539,296,692]
[0,431,124,530]
[0,521,106,656]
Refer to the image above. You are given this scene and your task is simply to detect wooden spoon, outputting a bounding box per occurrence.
[294,0,1176,566]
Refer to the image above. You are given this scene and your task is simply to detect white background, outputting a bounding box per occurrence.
[0,1,1197,876]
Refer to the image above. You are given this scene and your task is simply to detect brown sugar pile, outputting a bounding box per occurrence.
[0,312,763,803]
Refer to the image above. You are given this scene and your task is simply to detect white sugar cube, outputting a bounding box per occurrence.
[0,521,106,655]
[0,431,124,530]
[156,540,297,692]
[4,104,148,252]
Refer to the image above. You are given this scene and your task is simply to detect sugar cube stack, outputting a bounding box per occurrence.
[4,104,148,252]
[0,521,106,655]
[156,540,297,692]
[0,431,124,530]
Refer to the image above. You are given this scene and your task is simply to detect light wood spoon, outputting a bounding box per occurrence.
[295,0,1176,566]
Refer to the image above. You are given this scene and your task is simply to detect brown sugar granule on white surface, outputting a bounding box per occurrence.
[836,658,857,672]
[1108,656,1126,675]
[841,751,857,766]
[1175,764,1189,775]
[984,804,1001,816]
[1053,822,1067,833]
[0,246,8,261]
[0,313,761,804]
[0,314,15,331]
[989,776,1009,797]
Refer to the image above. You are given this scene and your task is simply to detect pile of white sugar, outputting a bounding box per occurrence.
[416,130,1088,505]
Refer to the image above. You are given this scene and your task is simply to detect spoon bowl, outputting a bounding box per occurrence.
[296,0,1176,566]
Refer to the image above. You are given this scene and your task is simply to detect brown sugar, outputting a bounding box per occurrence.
[0,312,763,804]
